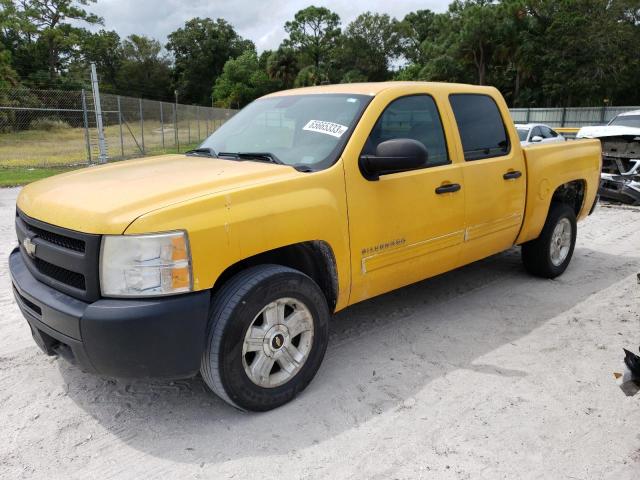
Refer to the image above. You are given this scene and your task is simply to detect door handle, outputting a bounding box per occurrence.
[503,170,522,180]
[435,183,461,194]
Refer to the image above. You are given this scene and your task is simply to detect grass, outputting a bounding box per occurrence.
[0,119,220,168]
[0,167,76,187]
[0,118,214,185]
[0,141,201,187]
[0,126,91,167]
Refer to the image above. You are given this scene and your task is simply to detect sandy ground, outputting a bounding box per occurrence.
[0,186,638,479]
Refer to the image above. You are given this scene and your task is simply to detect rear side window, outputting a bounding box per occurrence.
[449,94,510,161]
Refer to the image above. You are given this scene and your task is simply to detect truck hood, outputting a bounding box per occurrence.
[17,154,298,234]
[576,125,640,139]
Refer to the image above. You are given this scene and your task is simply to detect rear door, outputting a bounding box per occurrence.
[448,93,527,264]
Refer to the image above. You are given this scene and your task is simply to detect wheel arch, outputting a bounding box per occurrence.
[516,178,587,245]
[550,179,586,217]
[211,241,339,311]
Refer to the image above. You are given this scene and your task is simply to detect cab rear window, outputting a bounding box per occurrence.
[449,94,510,161]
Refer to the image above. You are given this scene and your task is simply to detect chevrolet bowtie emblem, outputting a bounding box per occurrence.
[22,237,37,258]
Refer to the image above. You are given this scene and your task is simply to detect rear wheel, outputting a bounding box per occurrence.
[522,203,577,278]
[201,265,330,411]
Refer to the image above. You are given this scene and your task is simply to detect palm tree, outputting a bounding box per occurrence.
[267,48,299,88]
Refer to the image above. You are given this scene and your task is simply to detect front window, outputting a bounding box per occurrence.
[199,94,371,170]
[517,128,530,142]
[608,114,640,128]
[362,95,449,168]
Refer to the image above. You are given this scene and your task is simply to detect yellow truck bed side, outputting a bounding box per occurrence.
[516,139,601,244]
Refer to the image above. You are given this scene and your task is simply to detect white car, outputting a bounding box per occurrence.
[576,109,640,139]
[516,123,566,146]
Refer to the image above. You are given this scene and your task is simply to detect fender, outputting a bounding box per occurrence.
[125,162,352,310]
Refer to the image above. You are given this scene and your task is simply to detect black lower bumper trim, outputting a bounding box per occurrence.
[10,248,210,378]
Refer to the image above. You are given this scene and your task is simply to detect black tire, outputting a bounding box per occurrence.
[522,202,577,278]
[200,265,330,411]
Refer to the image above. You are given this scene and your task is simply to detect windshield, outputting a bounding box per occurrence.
[608,114,640,128]
[198,94,371,170]
[516,128,530,142]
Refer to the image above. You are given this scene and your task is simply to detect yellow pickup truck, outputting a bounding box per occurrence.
[10,82,600,411]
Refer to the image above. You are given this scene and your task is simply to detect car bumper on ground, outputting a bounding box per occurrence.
[9,248,210,378]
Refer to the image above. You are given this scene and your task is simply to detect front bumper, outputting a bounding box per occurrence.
[9,248,210,378]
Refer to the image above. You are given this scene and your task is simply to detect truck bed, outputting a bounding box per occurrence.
[516,139,601,244]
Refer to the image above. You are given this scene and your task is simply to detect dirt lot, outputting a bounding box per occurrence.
[0,186,638,479]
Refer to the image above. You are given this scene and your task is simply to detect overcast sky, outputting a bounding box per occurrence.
[87,0,451,52]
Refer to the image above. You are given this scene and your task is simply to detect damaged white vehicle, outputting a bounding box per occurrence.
[577,110,640,205]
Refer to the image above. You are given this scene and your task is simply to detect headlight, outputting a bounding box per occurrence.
[100,231,192,297]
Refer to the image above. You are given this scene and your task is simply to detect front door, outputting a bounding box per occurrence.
[343,92,466,305]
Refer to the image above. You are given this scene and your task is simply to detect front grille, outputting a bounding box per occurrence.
[16,209,101,302]
[28,224,85,252]
[35,258,86,290]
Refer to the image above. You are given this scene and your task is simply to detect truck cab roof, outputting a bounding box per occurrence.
[262,81,499,98]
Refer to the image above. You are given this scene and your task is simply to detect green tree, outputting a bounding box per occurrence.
[258,49,272,71]
[212,49,278,108]
[1,0,639,109]
[166,18,253,105]
[283,6,341,70]
[0,43,18,87]
[524,0,640,106]
[340,68,367,83]
[266,47,299,89]
[15,0,102,81]
[0,0,19,87]
[116,35,172,100]
[396,9,440,64]
[447,0,503,85]
[340,12,400,81]
[293,65,329,87]
[490,1,535,106]
[75,29,121,91]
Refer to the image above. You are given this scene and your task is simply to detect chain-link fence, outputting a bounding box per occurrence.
[0,87,236,168]
[509,106,639,128]
[1,85,639,169]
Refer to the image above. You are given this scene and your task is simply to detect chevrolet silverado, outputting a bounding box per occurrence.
[10,82,601,411]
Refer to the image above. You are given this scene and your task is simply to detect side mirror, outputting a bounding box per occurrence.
[359,138,428,181]
[531,135,543,143]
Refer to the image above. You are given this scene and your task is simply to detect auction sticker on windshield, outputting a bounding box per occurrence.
[303,120,349,138]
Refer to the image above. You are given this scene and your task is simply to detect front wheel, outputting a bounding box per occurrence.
[522,203,577,278]
[201,265,330,411]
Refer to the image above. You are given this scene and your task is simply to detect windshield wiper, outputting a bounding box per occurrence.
[216,151,314,172]
[185,147,217,157]
[218,151,284,165]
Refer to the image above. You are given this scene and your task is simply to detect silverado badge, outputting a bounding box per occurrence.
[22,237,36,258]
